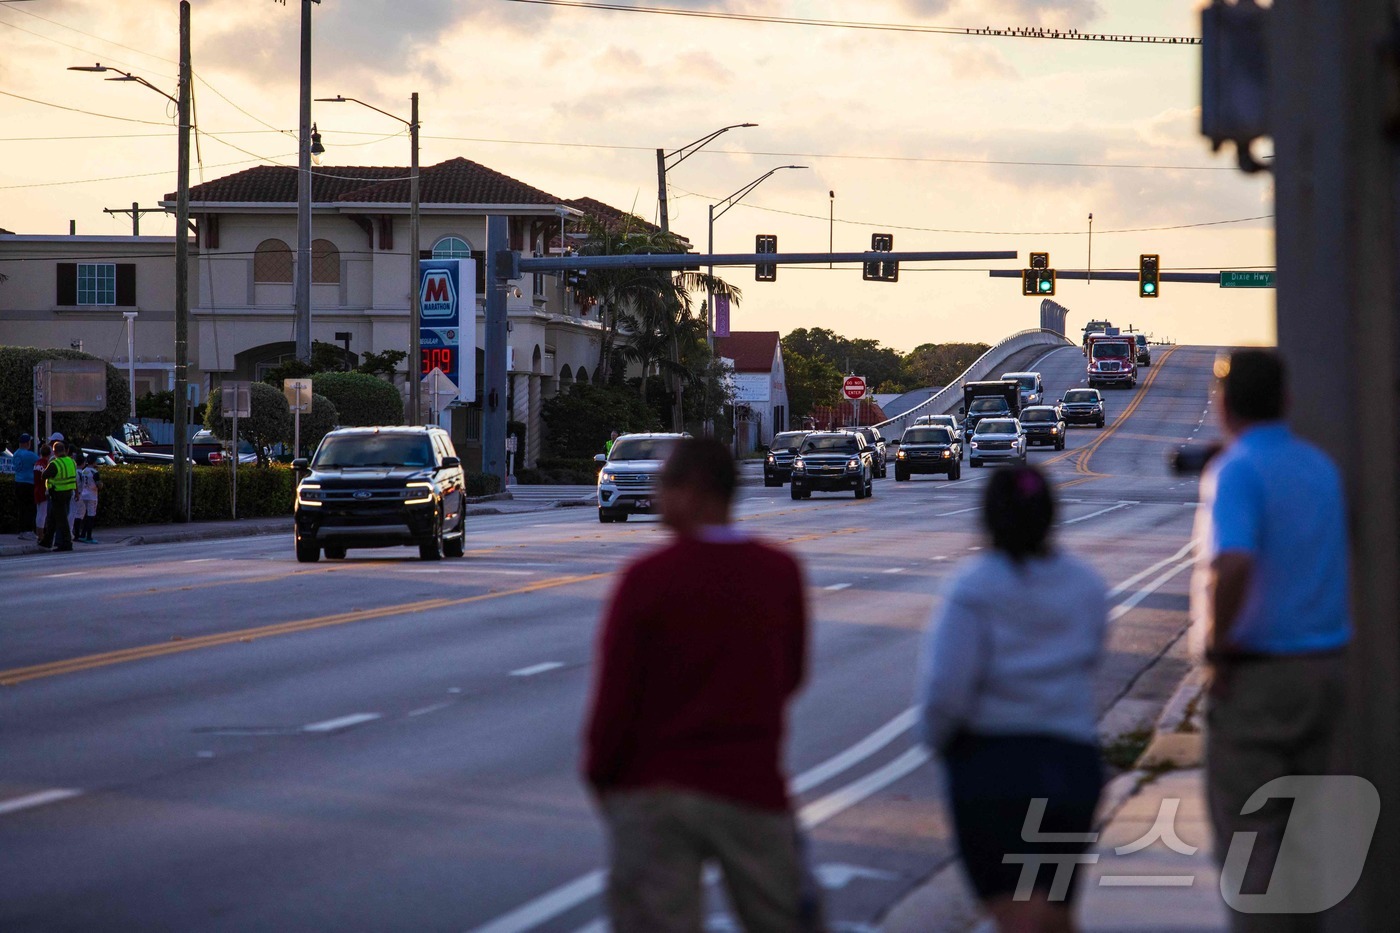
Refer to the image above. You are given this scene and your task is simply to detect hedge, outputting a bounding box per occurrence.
[310,371,404,426]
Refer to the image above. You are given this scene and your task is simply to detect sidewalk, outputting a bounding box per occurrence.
[881,658,1228,932]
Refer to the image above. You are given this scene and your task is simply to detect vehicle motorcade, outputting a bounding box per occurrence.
[1135,334,1152,367]
[960,380,1022,442]
[789,432,875,500]
[594,433,687,523]
[292,425,467,562]
[1082,319,1113,352]
[895,426,962,481]
[1059,388,1106,428]
[1000,371,1044,408]
[968,418,1027,467]
[763,430,810,486]
[1019,405,1067,450]
[847,426,888,478]
[1086,332,1138,388]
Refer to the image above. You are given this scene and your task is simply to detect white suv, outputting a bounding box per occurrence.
[594,433,688,523]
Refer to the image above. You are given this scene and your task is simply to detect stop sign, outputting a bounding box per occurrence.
[842,375,867,401]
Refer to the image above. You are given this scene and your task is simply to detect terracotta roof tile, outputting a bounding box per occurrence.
[716,331,781,372]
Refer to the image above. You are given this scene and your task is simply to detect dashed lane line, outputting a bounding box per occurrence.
[510,662,564,678]
[0,788,83,817]
[303,713,381,733]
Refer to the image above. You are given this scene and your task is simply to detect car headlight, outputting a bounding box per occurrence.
[766,454,775,464]
[404,481,435,505]
[792,458,805,471]
[846,458,861,471]
[970,441,979,448]
[896,449,907,460]
[941,450,951,459]
[296,483,322,506]
[599,470,616,484]
[1051,426,1060,434]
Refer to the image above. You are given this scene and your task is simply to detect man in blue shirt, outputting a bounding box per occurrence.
[1198,350,1351,930]
[11,433,38,540]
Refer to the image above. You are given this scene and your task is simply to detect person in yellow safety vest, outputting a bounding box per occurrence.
[605,431,619,456]
[38,440,77,552]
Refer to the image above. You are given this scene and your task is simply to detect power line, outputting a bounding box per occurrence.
[0,88,173,125]
[498,0,1202,45]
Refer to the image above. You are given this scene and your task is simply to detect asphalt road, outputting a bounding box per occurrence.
[0,344,1221,933]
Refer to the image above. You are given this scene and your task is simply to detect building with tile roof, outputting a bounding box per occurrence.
[715,331,789,449]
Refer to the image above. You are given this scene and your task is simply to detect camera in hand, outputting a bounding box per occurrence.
[1171,443,1223,475]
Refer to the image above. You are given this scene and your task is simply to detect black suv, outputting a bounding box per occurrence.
[763,430,810,487]
[1059,389,1106,428]
[847,426,888,478]
[1020,405,1067,450]
[293,426,467,562]
[895,426,962,481]
[1135,334,1152,367]
[790,432,875,500]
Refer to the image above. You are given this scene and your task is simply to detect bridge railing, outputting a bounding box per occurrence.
[874,328,1073,437]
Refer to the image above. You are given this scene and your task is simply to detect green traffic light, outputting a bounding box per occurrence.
[1143,282,1156,294]
[1039,278,1053,292]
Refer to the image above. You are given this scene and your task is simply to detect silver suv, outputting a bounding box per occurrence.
[594,433,688,523]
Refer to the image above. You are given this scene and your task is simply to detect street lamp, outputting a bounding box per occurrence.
[122,311,138,421]
[317,93,421,424]
[656,123,756,235]
[68,1,192,522]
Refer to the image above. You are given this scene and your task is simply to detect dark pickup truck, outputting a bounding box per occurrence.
[959,380,1022,442]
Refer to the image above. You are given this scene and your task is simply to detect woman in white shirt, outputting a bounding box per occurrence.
[918,464,1108,932]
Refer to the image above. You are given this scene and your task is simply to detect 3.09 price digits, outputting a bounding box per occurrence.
[421,348,454,376]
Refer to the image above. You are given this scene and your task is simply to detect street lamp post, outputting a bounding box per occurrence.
[317,93,421,424]
[656,123,756,235]
[123,311,138,421]
[69,0,192,522]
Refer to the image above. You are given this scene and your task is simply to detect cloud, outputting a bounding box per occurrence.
[947,45,1019,80]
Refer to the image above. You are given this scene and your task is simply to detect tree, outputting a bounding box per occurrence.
[783,327,904,392]
[260,341,354,388]
[0,346,130,446]
[356,349,406,381]
[310,371,404,426]
[541,382,660,459]
[205,381,290,466]
[781,347,842,429]
[293,392,339,458]
[900,342,990,389]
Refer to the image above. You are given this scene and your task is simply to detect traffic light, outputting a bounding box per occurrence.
[1022,252,1054,296]
[863,233,898,282]
[755,234,777,282]
[1139,254,1160,298]
[565,267,588,290]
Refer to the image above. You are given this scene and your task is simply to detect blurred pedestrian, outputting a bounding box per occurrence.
[918,464,1107,933]
[11,433,38,540]
[1193,349,1350,930]
[33,442,51,538]
[605,430,619,456]
[584,437,818,933]
[73,452,102,544]
[38,440,77,552]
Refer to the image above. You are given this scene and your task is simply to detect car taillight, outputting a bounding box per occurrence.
[208,451,223,465]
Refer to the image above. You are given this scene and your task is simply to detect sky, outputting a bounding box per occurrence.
[0,0,1276,352]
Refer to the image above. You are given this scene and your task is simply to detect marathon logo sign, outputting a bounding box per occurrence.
[419,263,459,322]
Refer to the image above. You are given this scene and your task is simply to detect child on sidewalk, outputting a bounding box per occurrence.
[73,452,101,543]
[33,442,51,538]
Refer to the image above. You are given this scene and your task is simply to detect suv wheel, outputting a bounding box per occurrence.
[790,484,804,501]
[443,514,466,558]
[324,545,347,560]
[895,466,908,481]
[418,520,443,561]
[295,535,320,563]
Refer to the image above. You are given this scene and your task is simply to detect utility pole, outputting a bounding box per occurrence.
[173,1,191,522]
[655,123,756,235]
[104,202,164,236]
[293,0,319,363]
[481,216,509,484]
[409,91,420,425]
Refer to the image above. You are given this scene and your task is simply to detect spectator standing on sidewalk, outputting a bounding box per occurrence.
[38,440,77,551]
[33,442,51,538]
[918,464,1108,933]
[11,434,38,540]
[73,453,102,544]
[1193,349,1350,931]
[605,430,619,456]
[583,437,818,933]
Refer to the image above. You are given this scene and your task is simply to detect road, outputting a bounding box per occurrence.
[0,344,1220,933]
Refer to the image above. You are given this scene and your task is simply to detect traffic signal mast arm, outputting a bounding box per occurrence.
[992,269,1226,284]
[521,249,1018,272]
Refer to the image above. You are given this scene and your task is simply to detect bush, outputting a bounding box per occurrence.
[311,371,404,426]
[464,472,502,497]
[292,393,339,458]
[0,465,295,532]
[541,383,659,459]
[0,346,131,447]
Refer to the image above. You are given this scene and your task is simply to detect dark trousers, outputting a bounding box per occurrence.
[40,489,73,550]
[13,482,36,534]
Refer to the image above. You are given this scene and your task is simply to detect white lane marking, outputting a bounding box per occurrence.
[883,568,905,574]
[791,707,918,794]
[1100,876,1196,887]
[569,922,607,933]
[302,713,381,733]
[470,871,609,933]
[799,747,930,828]
[1107,539,1198,598]
[931,556,948,561]
[936,506,980,517]
[510,662,564,678]
[43,571,83,578]
[823,583,851,591]
[1110,558,1194,621]
[0,788,82,816]
[184,558,217,563]
[408,702,454,718]
[1060,501,1137,526]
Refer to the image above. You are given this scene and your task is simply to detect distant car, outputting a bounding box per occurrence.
[1059,388,1106,428]
[595,433,688,523]
[1000,371,1044,408]
[106,436,174,465]
[1019,405,1067,450]
[191,429,258,464]
[912,414,964,458]
[846,426,888,478]
[969,418,1026,467]
[1135,334,1152,367]
[763,431,810,487]
[790,432,875,500]
[895,426,962,481]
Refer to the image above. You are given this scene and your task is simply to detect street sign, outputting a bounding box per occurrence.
[1220,270,1276,288]
[419,257,477,403]
[221,380,252,419]
[842,375,867,401]
[283,378,313,413]
[422,367,459,415]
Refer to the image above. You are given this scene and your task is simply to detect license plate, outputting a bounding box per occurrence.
[635,499,651,510]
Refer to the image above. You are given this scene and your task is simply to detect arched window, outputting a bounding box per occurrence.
[575,366,589,385]
[311,238,340,284]
[253,238,293,283]
[432,236,472,259]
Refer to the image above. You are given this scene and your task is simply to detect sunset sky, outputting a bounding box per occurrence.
[1,1,1275,350]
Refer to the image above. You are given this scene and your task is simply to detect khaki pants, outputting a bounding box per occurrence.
[600,788,815,933]
[1206,652,1346,933]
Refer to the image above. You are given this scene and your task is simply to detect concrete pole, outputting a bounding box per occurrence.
[482,215,509,485]
[293,0,314,363]
[656,148,669,235]
[123,311,137,421]
[172,0,191,522]
[408,91,421,426]
[1271,2,1400,925]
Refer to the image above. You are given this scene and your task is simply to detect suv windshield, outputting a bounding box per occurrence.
[314,434,434,468]
[1021,409,1057,423]
[771,432,807,451]
[1005,374,1037,391]
[609,437,681,461]
[1092,343,1131,359]
[975,420,1017,435]
[1064,389,1098,403]
[904,428,953,444]
[801,435,858,453]
[969,398,1010,414]
[1135,335,1147,346]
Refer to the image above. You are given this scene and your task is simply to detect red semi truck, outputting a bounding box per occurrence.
[1086,331,1138,388]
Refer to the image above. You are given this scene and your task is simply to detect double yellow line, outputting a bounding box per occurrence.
[0,573,610,687]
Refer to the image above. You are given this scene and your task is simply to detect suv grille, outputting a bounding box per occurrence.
[612,473,654,488]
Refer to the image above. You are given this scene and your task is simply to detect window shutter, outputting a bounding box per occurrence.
[116,264,137,306]
[56,263,77,305]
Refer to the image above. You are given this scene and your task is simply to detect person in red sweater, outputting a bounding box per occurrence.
[583,437,814,932]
